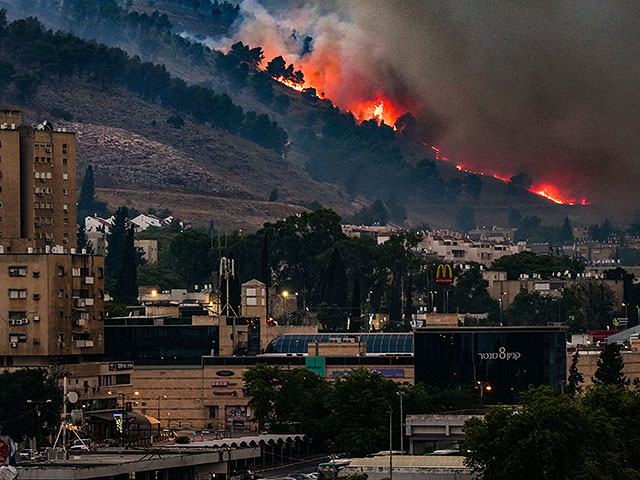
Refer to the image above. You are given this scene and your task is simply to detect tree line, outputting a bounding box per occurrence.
[0,12,289,153]
[243,365,481,457]
[464,344,640,479]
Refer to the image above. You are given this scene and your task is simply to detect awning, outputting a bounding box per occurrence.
[145,415,161,425]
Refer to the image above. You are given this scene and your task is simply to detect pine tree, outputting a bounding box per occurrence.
[77,223,94,255]
[560,216,574,243]
[593,343,629,388]
[113,226,138,304]
[260,234,270,317]
[78,165,96,217]
[106,207,129,290]
[349,278,361,332]
[566,351,584,397]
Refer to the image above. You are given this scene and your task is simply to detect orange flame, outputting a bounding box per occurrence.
[433,145,589,205]
[274,76,306,92]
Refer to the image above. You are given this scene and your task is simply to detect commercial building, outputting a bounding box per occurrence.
[64,332,415,432]
[414,326,567,404]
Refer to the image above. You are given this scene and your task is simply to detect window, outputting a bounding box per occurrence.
[33,294,40,300]
[32,271,40,278]
[9,289,27,299]
[208,406,218,419]
[63,204,68,213]
[57,266,65,276]
[62,158,67,166]
[62,173,68,180]
[8,266,27,277]
[9,311,26,321]
[63,188,68,195]
[72,268,81,277]
[58,289,64,298]
[62,144,68,154]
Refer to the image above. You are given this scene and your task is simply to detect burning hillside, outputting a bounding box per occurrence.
[201,0,640,207]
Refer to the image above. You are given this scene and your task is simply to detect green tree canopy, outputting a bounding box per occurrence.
[593,343,629,388]
[463,385,640,480]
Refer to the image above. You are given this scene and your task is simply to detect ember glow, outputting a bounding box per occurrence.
[439,148,589,205]
[273,62,587,206]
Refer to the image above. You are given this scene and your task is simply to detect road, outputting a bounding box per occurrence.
[257,456,330,479]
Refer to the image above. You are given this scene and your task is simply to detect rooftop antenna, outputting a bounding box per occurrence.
[220,257,239,353]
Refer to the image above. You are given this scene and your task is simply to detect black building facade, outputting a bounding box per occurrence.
[414,326,567,404]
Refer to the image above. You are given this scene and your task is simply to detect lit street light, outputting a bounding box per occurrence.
[107,390,140,447]
[477,381,492,401]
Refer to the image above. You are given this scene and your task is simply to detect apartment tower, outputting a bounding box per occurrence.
[0,109,103,366]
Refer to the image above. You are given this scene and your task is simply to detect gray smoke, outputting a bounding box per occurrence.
[228,0,640,204]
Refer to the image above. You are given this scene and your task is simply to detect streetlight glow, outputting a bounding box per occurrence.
[282,290,289,298]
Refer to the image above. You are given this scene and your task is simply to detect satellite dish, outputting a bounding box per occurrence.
[67,392,79,404]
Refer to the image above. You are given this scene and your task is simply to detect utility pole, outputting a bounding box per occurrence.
[62,376,67,452]
[399,391,404,454]
[388,408,393,480]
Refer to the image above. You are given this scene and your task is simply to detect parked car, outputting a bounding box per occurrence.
[69,439,92,452]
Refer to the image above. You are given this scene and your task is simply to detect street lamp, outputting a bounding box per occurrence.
[622,302,628,319]
[26,399,52,449]
[477,381,492,401]
[282,290,289,318]
[107,390,140,447]
[157,395,168,423]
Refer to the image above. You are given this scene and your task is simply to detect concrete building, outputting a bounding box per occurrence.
[342,224,399,244]
[418,231,527,266]
[134,239,158,263]
[63,332,414,432]
[0,252,104,365]
[0,109,105,366]
[0,110,76,253]
[406,414,482,454]
[483,270,624,308]
[341,456,473,479]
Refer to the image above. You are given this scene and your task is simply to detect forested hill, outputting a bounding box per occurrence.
[0,1,599,229]
[0,12,353,229]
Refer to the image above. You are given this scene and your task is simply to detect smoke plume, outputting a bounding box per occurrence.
[213,0,640,205]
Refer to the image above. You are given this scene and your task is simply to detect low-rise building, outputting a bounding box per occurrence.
[418,231,527,266]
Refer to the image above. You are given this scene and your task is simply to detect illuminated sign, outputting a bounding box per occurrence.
[435,264,453,285]
[478,347,521,361]
[109,361,134,371]
[216,370,235,377]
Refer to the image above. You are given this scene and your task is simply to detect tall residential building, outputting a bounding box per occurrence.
[0,109,77,253]
[0,253,105,366]
[0,109,102,366]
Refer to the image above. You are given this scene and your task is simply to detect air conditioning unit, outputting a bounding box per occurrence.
[9,342,17,348]
[15,319,22,326]
[8,319,15,326]
[33,315,40,322]
[85,340,94,348]
[23,319,29,325]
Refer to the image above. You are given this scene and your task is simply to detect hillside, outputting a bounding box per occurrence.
[0,3,618,229]
[15,79,353,230]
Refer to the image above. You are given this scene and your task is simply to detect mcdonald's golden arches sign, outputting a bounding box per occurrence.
[435,264,454,285]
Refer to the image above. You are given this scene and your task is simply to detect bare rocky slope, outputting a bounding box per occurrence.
[15,80,356,230]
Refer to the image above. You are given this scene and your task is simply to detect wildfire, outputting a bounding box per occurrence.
[274,76,306,92]
[272,66,589,206]
[441,147,589,205]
